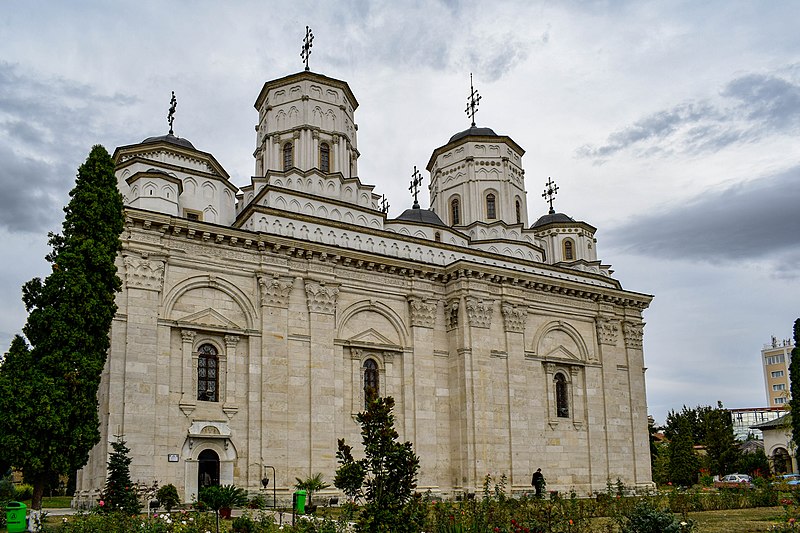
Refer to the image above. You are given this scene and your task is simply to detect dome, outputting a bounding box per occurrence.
[448,126,498,144]
[141,133,196,150]
[394,207,448,227]
[531,212,576,228]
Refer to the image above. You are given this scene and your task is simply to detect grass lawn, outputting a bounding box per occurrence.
[688,506,787,532]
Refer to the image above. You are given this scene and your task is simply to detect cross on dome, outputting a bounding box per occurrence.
[301,26,314,71]
[542,177,559,214]
[167,91,177,135]
[409,166,423,209]
[465,73,481,128]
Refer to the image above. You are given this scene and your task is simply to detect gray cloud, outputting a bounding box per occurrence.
[578,70,800,162]
[605,165,800,274]
[0,62,137,233]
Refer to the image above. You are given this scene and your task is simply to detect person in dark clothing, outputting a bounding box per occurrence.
[531,468,545,497]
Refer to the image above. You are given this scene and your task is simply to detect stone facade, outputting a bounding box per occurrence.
[74,70,653,506]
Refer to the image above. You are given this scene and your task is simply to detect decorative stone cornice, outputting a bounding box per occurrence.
[501,303,526,333]
[123,256,164,291]
[305,280,339,314]
[596,317,619,346]
[408,297,437,329]
[258,275,293,307]
[465,297,494,329]
[446,298,460,330]
[623,321,644,350]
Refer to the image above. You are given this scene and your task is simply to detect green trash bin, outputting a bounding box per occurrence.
[293,489,306,514]
[6,501,27,533]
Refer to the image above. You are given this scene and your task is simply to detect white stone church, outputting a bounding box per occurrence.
[73,68,653,506]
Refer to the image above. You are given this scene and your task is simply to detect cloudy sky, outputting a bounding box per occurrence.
[1,0,798,424]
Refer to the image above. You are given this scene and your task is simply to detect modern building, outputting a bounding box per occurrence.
[762,336,794,407]
[729,407,785,440]
[73,67,654,506]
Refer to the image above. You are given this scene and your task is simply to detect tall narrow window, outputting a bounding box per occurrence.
[555,373,569,418]
[320,142,330,173]
[451,198,460,225]
[434,232,441,242]
[363,358,379,407]
[283,142,293,170]
[563,239,574,261]
[486,193,496,219]
[197,344,219,402]
[515,199,521,224]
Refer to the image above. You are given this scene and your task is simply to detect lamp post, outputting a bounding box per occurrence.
[262,465,276,509]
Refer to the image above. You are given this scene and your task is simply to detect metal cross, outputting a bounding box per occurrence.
[465,73,481,127]
[167,91,177,135]
[409,166,423,209]
[301,26,314,71]
[542,177,559,214]
[380,194,390,214]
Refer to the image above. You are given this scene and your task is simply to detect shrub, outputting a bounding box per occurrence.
[617,500,693,533]
[156,483,181,512]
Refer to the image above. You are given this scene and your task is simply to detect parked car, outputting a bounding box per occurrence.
[721,474,752,484]
[714,474,753,489]
[779,473,800,485]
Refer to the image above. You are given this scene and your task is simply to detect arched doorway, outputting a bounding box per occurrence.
[198,449,220,488]
[773,447,791,475]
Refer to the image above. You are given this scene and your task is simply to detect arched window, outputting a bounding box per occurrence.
[283,142,293,170]
[486,193,496,220]
[555,373,569,418]
[197,344,219,402]
[320,142,330,173]
[451,198,460,225]
[434,232,441,242]
[363,358,379,407]
[563,239,574,261]
[515,199,521,224]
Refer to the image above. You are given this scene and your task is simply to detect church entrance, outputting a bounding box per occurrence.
[198,449,220,488]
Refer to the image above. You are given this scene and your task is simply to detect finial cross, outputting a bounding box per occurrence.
[542,177,559,214]
[409,166,423,209]
[167,91,177,135]
[301,26,314,71]
[380,194,390,214]
[465,73,481,127]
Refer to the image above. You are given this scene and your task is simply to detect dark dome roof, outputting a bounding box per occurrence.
[448,126,498,143]
[141,133,196,150]
[395,207,448,227]
[531,211,576,228]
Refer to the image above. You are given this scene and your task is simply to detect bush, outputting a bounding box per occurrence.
[617,500,693,533]
[14,483,34,501]
[156,484,181,512]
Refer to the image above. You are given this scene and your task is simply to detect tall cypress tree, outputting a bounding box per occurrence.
[790,319,800,454]
[0,145,123,509]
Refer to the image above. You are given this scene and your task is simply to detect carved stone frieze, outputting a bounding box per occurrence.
[408,297,437,329]
[623,321,644,350]
[258,275,293,307]
[124,256,164,291]
[465,297,494,329]
[596,317,619,346]
[446,298,460,330]
[305,280,339,314]
[501,303,526,333]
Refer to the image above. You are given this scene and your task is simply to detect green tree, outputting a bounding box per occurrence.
[704,401,741,476]
[790,319,800,450]
[99,437,141,515]
[0,145,124,509]
[198,485,248,533]
[334,395,421,533]
[667,415,699,486]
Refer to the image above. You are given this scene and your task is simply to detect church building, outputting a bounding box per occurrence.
[73,65,653,505]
